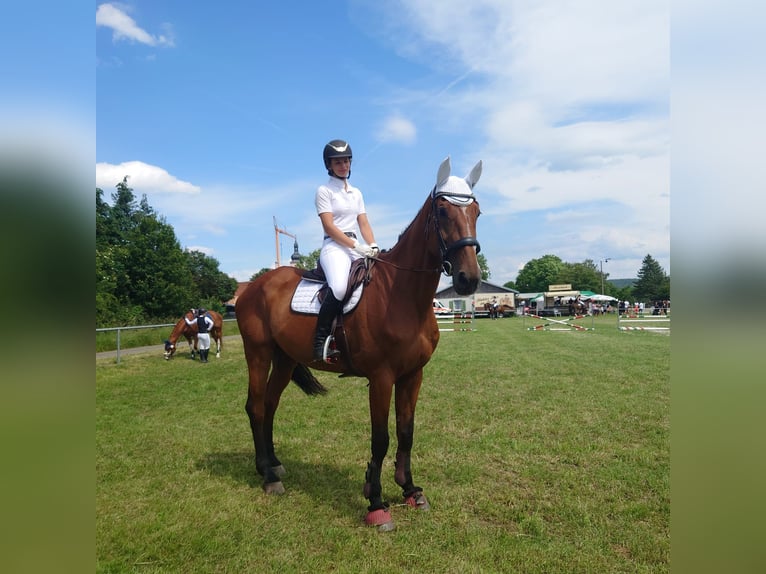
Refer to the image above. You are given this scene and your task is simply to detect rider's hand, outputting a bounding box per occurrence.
[352,239,374,258]
[369,243,380,257]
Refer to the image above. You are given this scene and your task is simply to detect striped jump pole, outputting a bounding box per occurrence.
[437,312,476,332]
[524,313,593,331]
[618,311,670,333]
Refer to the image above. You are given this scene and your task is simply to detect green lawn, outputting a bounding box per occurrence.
[97,314,668,573]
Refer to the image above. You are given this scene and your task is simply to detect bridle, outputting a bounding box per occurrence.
[430,190,481,276]
[369,190,480,275]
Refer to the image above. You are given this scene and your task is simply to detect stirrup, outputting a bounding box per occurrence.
[322,335,340,364]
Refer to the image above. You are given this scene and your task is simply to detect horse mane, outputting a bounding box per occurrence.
[387,195,432,254]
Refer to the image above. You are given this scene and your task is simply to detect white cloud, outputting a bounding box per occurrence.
[376,114,417,145]
[96,3,174,47]
[185,245,214,256]
[96,161,200,194]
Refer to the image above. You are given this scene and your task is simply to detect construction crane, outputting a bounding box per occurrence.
[273,216,301,268]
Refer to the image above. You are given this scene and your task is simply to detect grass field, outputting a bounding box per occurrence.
[96,314,669,573]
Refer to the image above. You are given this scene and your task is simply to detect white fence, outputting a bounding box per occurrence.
[96,319,238,364]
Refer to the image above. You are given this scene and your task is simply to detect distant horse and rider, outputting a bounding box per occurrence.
[235,156,483,531]
[483,300,500,319]
[164,309,223,360]
[567,298,588,317]
[483,298,512,319]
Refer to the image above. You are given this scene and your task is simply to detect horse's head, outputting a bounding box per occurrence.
[431,157,483,295]
[163,339,176,360]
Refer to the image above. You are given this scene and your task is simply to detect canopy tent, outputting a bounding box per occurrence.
[544,290,580,299]
[515,293,543,303]
[583,294,618,302]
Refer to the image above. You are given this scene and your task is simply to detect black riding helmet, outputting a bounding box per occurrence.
[323,139,352,178]
[197,308,207,317]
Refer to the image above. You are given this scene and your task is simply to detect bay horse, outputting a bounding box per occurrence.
[236,157,482,531]
[483,301,500,319]
[164,309,224,360]
[568,299,588,317]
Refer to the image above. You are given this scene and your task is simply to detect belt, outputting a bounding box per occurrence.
[324,231,357,240]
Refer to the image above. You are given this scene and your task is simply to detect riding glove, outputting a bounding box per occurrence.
[352,239,375,258]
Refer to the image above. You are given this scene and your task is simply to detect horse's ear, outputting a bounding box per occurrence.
[435,156,451,189]
[465,160,482,189]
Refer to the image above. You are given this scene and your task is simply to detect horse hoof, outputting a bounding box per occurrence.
[272,465,286,478]
[364,508,395,532]
[404,491,430,511]
[263,481,285,495]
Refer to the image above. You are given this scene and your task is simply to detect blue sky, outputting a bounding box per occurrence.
[95,1,670,285]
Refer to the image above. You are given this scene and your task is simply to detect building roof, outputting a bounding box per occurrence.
[225,281,251,307]
[436,280,518,299]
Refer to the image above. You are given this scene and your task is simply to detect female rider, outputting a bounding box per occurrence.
[313,139,378,362]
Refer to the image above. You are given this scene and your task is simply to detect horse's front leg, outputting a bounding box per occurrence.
[363,378,395,531]
[394,369,430,511]
[215,334,221,358]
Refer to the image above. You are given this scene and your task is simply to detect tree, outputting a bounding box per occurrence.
[515,255,563,292]
[122,214,191,319]
[294,248,321,271]
[477,253,490,281]
[249,268,273,281]
[503,280,517,290]
[633,254,670,302]
[185,250,238,306]
[96,178,237,325]
[611,284,634,303]
[556,259,600,292]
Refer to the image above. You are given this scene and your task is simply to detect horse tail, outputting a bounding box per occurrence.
[291,364,328,396]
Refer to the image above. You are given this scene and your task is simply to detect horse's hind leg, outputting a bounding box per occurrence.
[393,369,430,510]
[215,333,222,358]
[244,347,294,494]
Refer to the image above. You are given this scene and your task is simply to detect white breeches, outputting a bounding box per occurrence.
[320,238,362,300]
[197,332,211,351]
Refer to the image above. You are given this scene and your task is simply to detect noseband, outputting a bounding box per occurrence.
[431,191,481,275]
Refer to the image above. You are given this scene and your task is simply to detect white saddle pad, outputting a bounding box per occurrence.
[290,279,363,315]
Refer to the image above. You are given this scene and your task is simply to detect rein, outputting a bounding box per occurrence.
[370,257,441,274]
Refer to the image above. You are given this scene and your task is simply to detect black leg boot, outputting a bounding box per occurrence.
[201,349,209,363]
[313,292,343,362]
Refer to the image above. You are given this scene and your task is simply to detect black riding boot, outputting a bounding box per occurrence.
[313,291,343,361]
[201,349,209,363]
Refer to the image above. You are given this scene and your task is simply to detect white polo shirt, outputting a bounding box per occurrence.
[315,176,366,233]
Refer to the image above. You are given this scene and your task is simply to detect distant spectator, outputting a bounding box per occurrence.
[185,308,214,363]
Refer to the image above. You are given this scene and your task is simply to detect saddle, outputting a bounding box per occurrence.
[291,258,373,314]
